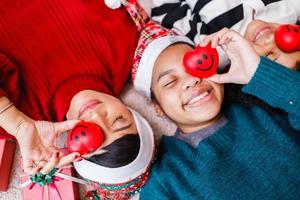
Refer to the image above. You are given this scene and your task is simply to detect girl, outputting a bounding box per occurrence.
[0,0,155,199]
[105,1,300,199]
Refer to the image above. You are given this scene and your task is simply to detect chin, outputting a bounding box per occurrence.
[192,105,221,121]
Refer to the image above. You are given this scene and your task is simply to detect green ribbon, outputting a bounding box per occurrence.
[92,190,101,200]
[30,168,58,187]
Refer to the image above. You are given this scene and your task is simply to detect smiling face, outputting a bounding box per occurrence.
[244,20,300,70]
[151,43,224,133]
[67,90,137,149]
[67,121,104,155]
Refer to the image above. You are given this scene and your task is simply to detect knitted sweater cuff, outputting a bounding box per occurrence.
[242,57,299,114]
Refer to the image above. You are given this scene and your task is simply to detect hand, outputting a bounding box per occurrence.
[16,119,80,175]
[200,28,260,84]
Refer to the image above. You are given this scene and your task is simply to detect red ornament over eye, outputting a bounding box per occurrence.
[274,24,300,53]
[183,43,219,78]
[67,122,104,155]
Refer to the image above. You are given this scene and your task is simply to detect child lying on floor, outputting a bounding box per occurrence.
[132,22,300,200]
[105,1,300,199]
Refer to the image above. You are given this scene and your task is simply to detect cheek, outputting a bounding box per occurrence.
[105,101,125,113]
[159,90,182,114]
[213,83,224,98]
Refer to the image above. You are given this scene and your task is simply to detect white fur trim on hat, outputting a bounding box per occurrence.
[134,35,194,98]
[104,0,122,9]
[73,107,154,184]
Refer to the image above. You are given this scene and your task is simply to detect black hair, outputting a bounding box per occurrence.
[87,134,140,168]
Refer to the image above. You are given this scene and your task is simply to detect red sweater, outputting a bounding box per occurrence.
[0,0,138,126]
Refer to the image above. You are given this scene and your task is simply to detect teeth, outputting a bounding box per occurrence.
[188,91,209,104]
[255,28,270,41]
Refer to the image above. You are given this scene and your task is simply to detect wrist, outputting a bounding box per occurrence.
[246,55,260,84]
[14,117,35,140]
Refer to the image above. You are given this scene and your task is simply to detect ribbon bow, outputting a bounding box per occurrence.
[21,167,87,200]
[30,168,58,187]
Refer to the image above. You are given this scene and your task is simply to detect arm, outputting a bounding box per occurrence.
[0,53,79,174]
[0,52,20,103]
[242,57,300,130]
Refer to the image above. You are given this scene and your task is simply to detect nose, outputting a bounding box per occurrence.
[182,75,201,91]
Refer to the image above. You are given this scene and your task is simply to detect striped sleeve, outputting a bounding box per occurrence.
[150,0,299,43]
[149,0,299,67]
[151,0,243,44]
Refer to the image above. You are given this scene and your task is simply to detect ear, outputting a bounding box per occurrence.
[153,100,165,117]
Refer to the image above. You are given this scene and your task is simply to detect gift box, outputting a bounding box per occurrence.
[0,138,16,191]
[21,163,79,200]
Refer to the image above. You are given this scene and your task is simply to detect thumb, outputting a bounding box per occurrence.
[54,120,80,136]
[199,35,211,47]
[207,74,231,84]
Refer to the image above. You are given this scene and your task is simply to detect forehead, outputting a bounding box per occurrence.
[154,43,193,73]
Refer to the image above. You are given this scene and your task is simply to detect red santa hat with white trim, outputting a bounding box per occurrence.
[105,0,194,98]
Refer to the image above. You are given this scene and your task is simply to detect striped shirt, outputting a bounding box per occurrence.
[145,0,300,67]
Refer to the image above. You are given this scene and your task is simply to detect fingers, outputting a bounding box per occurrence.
[23,159,41,175]
[54,120,80,136]
[207,73,231,84]
[200,35,213,47]
[56,152,80,168]
[219,32,233,46]
[200,28,230,47]
[39,152,60,174]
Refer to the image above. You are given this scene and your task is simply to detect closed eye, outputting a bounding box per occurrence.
[112,115,124,126]
[112,115,132,132]
[163,80,176,87]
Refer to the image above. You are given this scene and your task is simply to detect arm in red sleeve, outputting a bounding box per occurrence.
[0,52,20,104]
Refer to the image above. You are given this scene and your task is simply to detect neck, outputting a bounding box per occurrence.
[179,113,223,134]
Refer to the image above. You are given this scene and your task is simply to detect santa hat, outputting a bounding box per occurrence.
[105,0,194,98]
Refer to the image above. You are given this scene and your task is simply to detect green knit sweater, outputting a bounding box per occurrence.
[140,57,300,200]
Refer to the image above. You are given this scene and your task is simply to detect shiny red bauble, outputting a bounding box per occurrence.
[67,121,104,155]
[183,43,219,78]
[274,24,300,53]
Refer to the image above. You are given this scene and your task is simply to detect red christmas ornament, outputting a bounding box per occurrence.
[274,24,300,53]
[183,43,219,78]
[67,121,104,155]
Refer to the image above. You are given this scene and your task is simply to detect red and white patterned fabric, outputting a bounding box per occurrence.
[105,0,194,97]
[131,20,177,82]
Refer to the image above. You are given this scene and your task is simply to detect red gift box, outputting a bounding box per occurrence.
[0,138,16,191]
[21,164,79,200]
